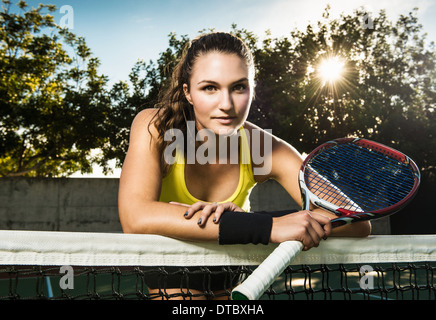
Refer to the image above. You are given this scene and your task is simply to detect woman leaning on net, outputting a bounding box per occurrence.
[118,32,371,300]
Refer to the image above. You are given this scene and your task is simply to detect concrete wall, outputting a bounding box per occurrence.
[0,178,120,232]
[0,178,389,234]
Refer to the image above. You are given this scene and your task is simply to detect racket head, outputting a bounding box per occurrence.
[300,137,421,227]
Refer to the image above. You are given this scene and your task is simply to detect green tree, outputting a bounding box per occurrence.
[102,32,191,169]
[245,7,435,233]
[113,12,435,178]
[3,1,434,190]
[0,0,110,177]
[250,7,436,176]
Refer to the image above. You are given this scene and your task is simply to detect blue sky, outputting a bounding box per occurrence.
[19,0,436,177]
[24,0,436,87]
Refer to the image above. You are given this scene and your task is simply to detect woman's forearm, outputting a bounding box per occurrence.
[119,201,219,241]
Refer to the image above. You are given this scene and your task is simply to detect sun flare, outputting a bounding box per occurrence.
[318,56,345,85]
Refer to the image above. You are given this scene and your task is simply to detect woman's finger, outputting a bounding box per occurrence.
[212,202,244,224]
[184,202,207,219]
[196,202,219,226]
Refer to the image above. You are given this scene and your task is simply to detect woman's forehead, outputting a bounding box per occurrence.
[190,52,251,84]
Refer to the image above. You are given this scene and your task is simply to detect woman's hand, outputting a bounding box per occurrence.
[170,201,244,227]
[269,210,332,250]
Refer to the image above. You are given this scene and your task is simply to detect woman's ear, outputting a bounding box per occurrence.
[183,83,193,105]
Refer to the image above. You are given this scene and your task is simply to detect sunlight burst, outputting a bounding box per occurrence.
[318,56,345,85]
[305,53,355,108]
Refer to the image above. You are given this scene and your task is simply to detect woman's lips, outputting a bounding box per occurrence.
[213,117,235,124]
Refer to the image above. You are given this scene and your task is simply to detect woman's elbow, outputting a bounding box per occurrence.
[332,220,372,237]
[118,212,139,234]
[119,215,154,234]
[118,204,152,234]
[120,218,139,234]
[351,221,372,237]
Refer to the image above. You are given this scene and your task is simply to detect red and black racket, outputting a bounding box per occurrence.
[300,137,420,228]
[232,137,420,300]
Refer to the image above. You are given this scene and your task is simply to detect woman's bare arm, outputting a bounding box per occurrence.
[118,109,219,241]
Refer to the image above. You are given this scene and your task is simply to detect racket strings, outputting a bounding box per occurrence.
[315,150,413,204]
[307,162,412,211]
[306,168,362,211]
[304,144,416,212]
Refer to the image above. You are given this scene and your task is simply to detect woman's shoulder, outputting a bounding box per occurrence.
[127,108,162,150]
[131,108,160,134]
[242,120,260,132]
[133,108,160,125]
[243,120,303,173]
[242,121,270,138]
[242,121,284,146]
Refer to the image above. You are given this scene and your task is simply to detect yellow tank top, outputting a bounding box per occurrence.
[159,127,256,212]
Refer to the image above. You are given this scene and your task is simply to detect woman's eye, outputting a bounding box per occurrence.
[233,84,247,92]
[202,85,216,92]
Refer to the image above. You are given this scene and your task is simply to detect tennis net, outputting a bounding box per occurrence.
[0,230,435,300]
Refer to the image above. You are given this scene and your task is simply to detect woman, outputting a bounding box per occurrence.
[118,32,371,299]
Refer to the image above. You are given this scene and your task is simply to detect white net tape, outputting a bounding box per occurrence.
[1,230,435,267]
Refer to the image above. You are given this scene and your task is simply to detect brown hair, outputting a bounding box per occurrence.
[150,32,255,174]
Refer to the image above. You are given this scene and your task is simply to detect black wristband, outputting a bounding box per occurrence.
[218,211,273,245]
[259,209,298,218]
[218,210,299,245]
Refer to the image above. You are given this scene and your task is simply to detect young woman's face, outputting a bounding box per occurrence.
[183,52,253,136]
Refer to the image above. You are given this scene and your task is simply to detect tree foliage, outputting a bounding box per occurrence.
[1,2,435,182]
[0,0,110,177]
[249,7,435,177]
[112,9,435,177]
[100,32,191,170]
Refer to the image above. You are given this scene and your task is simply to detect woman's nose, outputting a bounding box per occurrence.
[218,90,233,111]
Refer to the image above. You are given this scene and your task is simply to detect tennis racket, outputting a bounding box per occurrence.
[231,137,421,300]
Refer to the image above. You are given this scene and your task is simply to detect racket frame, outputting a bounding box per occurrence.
[299,138,421,227]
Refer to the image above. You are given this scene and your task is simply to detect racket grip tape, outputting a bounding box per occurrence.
[231,240,304,300]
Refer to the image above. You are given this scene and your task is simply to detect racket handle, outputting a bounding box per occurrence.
[231,240,304,300]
